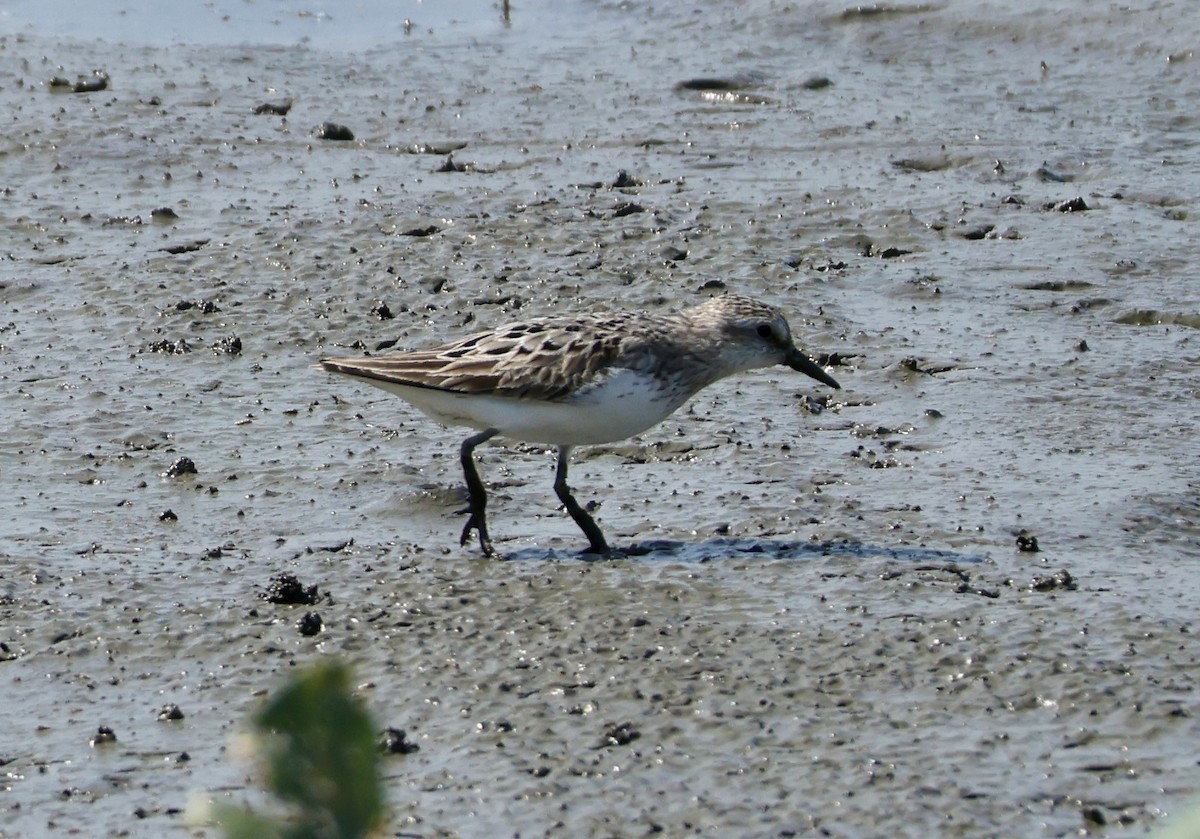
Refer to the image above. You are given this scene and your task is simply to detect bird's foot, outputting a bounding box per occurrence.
[459,509,497,558]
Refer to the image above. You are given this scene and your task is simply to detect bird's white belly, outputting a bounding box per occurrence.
[363,369,683,446]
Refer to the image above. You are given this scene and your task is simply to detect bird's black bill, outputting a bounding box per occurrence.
[785,348,841,389]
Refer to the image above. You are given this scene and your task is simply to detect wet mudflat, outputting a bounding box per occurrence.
[1,1,1198,836]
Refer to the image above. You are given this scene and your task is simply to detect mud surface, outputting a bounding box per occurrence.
[2,1,1199,837]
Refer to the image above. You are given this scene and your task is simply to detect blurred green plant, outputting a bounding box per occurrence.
[216,661,386,839]
[1153,801,1200,839]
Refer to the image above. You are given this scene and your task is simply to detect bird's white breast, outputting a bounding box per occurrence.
[362,367,685,446]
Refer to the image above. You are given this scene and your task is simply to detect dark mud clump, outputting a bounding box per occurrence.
[49,70,110,93]
[297,612,323,636]
[1045,196,1090,212]
[370,302,395,320]
[157,704,185,721]
[144,338,193,354]
[263,573,321,605]
[400,224,441,237]
[89,726,117,746]
[379,727,420,755]
[1016,532,1040,552]
[612,169,641,188]
[1031,569,1077,592]
[172,298,221,314]
[595,721,640,748]
[163,457,198,478]
[211,334,243,355]
[254,99,293,116]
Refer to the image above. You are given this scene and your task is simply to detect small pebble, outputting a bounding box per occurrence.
[90,726,118,746]
[313,122,354,141]
[595,721,640,748]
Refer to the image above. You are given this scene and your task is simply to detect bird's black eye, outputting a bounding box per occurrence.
[756,323,773,339]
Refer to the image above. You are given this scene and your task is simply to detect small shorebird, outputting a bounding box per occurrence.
[319,294,840,557]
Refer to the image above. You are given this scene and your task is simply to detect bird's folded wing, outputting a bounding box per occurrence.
[322,330,638,401]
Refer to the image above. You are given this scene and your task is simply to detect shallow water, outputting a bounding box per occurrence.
[2,1,1199,836]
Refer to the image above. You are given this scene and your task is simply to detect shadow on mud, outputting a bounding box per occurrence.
[504,538,990,565]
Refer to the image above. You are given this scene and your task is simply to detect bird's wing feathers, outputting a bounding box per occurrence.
[322,315,652,401]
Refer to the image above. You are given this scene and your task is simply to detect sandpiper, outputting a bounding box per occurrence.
[319,294,840,556]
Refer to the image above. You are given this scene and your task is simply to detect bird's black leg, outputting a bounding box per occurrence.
[554,446,610,556]
[459,428,500,557]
